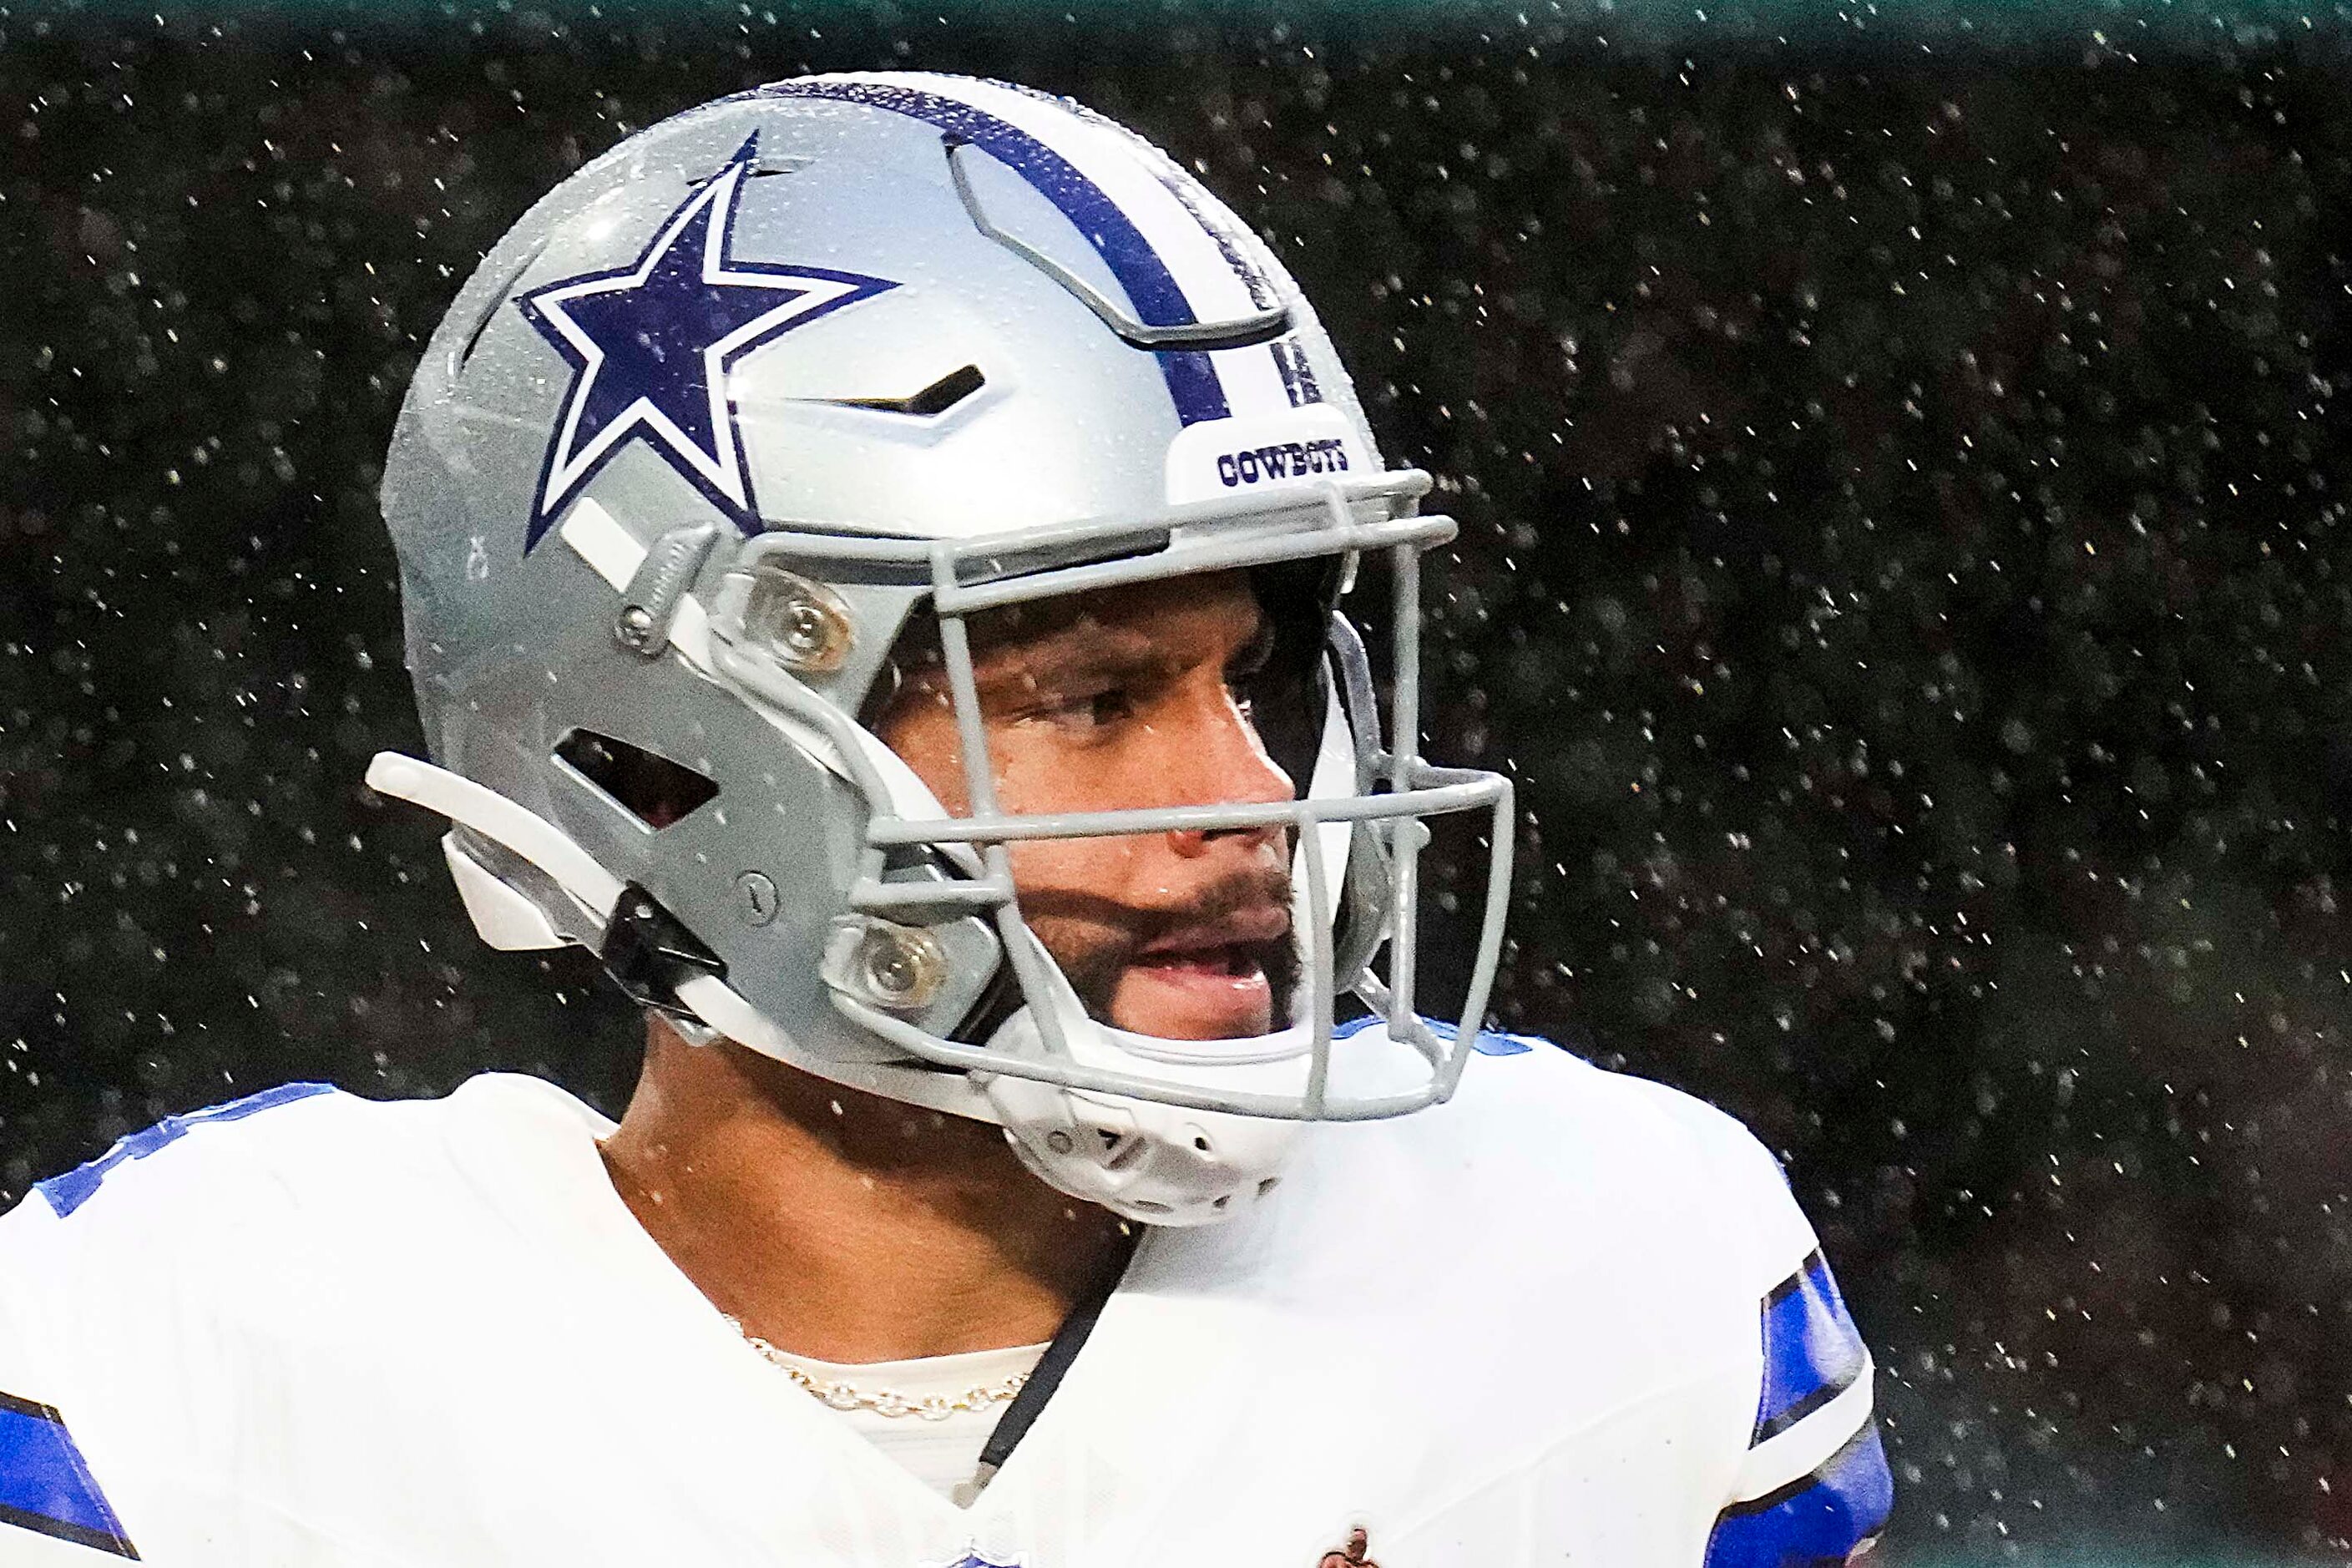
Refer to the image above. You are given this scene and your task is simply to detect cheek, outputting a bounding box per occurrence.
[991,727,1171,817]
[1006,830,1218,917]
[1005,832,1143,894]
[992,743,1081,815]
[876,701,969,817]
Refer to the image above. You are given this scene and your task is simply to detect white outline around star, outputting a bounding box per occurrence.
[526,157,877,524]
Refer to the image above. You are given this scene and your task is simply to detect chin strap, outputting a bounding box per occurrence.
[599,882,727,1025]
[372,749,1318,1222]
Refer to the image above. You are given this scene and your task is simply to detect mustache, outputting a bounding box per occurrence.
[1014,867,1295,946]
[1016,867,1301,1020]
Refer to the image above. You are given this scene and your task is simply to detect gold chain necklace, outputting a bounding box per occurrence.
[726,1318,1032,1423]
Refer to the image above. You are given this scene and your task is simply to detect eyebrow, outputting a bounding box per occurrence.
[1228,614,1276,676]
[967,616,1174,703]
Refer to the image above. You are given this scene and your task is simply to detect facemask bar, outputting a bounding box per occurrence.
[701,471,1515,1123]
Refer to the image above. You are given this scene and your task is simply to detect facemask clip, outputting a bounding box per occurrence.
[599,880,728,1027]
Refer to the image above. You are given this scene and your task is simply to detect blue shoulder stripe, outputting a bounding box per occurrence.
[1333,1014,1540,1056]
[1705,1421,1891,1568]
[0,1392,139,1559]
[38,1083,336,1221]
[1754,1250,1869,1443]
[754,79,1231,427]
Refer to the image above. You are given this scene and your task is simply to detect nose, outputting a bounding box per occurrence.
[1164,682,1295,861]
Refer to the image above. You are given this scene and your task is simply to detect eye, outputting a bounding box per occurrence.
[1226,621,1277,684]
[1029,685,1135,732]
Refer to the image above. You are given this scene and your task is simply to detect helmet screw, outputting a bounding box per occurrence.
[858,923,947,1011]
[614,604,658,651]
[1045,1130,1075,1155]
[734,872,778,927]
[780,603,830,659]
[743,566,854,674]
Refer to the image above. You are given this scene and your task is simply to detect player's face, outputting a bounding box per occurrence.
[874,570,1300,1040]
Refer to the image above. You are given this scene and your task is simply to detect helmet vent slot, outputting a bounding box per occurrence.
[455,236,549,373]
[553,730,718,831]
[827,363,986,418]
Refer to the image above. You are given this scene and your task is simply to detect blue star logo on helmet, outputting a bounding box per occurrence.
[516,132,896,551]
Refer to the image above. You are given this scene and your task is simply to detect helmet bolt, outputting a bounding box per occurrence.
[614,604,658,651]
[743,565,853,674]
[858,923,946,1011]
[734,871,778,927]
[781,604,828,658]
[1045,1130,1075,1155]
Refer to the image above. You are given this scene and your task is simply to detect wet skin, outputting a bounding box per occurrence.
[597,569,1302,1362]
[873,569,1299,1042]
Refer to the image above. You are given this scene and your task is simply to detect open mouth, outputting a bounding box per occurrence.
[1136,943,1266,979]
[1139,904,1291,965]
[1114,907,1295,1039]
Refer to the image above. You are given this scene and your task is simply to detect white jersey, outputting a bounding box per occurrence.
[0,1039,1889,1567]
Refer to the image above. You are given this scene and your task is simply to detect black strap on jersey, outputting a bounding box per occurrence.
[960,1237,1135,1501]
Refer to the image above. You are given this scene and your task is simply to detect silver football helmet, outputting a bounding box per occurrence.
[372,72,1514,1225]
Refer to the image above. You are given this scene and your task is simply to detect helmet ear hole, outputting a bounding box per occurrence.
[553,730,718,831]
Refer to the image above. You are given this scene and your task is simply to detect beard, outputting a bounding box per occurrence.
[1020,865,1303,1034]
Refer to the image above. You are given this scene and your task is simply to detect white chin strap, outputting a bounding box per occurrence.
[972,923,1429,1227]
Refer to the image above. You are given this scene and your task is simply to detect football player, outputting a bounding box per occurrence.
[0,73,1890,1566]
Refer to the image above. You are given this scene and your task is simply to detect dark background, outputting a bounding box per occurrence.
[5,4,2352,1560]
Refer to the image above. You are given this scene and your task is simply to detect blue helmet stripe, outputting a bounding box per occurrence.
[1272,339,1322,407]
[1129,153,1322,411]
[756,79,1231,425]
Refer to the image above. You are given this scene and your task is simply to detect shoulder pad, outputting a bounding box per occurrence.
[1333,1012,1551,1058]
[35,1082,338,1221]
[1708,1249,1891,1566]
[0,1388,140,1559]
